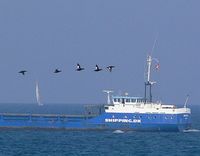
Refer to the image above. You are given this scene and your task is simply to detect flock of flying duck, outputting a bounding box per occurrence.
[18,64,115,75]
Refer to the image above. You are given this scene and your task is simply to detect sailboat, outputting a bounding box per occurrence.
[36,81,43,106]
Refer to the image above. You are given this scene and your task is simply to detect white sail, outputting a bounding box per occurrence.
[36,81,43,106]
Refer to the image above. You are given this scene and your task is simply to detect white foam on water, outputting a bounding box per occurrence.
[113,130,125,134]
[183,129,200,133]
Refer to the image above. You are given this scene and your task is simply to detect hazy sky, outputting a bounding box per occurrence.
[0,0,199,105]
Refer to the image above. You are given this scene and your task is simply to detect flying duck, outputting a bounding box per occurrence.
[76,63,84,71]
[19,70,27,75]
[107,66,115,72]
[94,65,102,72]
[54,69,62,73]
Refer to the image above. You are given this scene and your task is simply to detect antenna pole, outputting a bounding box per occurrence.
[151,35,158,55]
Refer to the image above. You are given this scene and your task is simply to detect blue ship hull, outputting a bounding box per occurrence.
[0,112,191,132]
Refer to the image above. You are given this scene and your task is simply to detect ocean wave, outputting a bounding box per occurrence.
[183,129,200,133]
[113,130,125,134]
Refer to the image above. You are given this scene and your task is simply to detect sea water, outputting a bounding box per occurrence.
[0,104,199,156]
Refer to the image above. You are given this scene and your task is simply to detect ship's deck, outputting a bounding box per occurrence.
[0,113,97,117]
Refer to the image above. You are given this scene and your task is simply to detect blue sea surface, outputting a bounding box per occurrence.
[0,104,199,156]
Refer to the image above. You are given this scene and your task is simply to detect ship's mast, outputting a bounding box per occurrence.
[145,36,160,103]
[103,90,113,104]
[147,55,152,82]
[145,55,156,103]
[184,95,189,108]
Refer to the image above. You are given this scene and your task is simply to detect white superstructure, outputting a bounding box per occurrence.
[104,96,191,114]
[104,54,191,115]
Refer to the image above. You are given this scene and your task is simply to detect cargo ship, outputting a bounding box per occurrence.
[0,55,191,131]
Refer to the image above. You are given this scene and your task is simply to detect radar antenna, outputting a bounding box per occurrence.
[103,90,113,104]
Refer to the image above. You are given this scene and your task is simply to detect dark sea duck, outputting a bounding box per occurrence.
[94,65,102,72]
[19,70,27,75]
[54,69,62,73]
[0,55,191,132]
[107,66,115,72]
[76,63,84,71]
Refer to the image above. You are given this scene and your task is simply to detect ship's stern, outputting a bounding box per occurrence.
[177,108,192,131]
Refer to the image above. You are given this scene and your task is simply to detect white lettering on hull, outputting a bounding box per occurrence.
[105,118,141,123]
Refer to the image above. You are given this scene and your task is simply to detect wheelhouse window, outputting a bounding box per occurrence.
[131,99,136,103]
[104,106,109,110]
[137,99,145,103]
